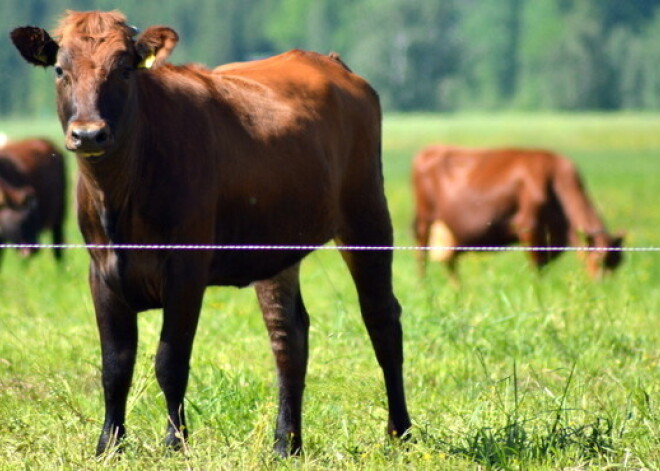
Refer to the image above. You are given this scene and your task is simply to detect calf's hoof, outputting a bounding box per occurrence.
[96,426,125,457]
[163,426,187,451]
[274,432,302,457]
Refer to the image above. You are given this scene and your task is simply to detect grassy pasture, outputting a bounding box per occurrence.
[0,113,658,469]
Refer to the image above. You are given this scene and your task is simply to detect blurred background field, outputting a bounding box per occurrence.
[0,113,658,469]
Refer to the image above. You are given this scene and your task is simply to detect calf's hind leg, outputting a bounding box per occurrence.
[52,221,64,260]
[255,263,309,456]
[338,201,412,439]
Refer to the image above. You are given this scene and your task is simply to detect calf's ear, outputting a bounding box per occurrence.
[9,26,58,67]
[135,26,179,69]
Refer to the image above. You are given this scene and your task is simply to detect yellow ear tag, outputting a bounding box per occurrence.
[138,53,156,69]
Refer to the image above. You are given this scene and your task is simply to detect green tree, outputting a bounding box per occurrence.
[453,0,521,110]
[343,0,459,110]
[6,0,660,114]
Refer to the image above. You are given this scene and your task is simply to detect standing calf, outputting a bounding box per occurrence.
[11,10,410,456]
[412,145,623,282]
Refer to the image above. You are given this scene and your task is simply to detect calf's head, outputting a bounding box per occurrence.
[10,11,178,160]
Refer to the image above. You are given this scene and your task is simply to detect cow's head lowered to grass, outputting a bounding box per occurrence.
[10,11,178,160]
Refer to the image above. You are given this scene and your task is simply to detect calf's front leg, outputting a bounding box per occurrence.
[156,262,206,449]
[91,265,138,456]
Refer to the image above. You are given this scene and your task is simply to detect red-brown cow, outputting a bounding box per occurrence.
[11,10,410,456]
[412,145,623,283]
[0,137,66,261]
[0,172,37,257]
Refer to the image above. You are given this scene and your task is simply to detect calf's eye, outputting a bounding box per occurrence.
[54,65,64,78]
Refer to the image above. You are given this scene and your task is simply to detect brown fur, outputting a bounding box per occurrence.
[0,138,67,260]
[328,52,353,72]
[54,10,135,42]
[412,145,623,282]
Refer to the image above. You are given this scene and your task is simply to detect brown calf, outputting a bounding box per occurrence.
[0,137,66,261]
[412,145,623,283]
[11,10,410,456]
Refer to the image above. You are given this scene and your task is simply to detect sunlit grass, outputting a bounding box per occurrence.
[0,113,658,469]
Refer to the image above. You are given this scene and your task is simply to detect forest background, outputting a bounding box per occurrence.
[2,0,660,115]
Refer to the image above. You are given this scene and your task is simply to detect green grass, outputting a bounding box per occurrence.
[0,113,658,469]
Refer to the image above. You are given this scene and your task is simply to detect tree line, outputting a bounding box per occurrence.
[2,0,660,115]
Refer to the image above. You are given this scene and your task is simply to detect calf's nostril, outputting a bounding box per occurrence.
[95,130,108,145]
[69,127,109,148]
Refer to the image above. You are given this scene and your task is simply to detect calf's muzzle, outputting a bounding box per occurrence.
[66,121,112,157]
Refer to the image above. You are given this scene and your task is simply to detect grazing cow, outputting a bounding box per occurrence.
[412,145,624,283]
[0,137,67,261]
[11,10,410,456]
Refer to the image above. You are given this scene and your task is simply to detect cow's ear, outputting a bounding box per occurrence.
[135,26,179,69]
[10,26,58,67]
